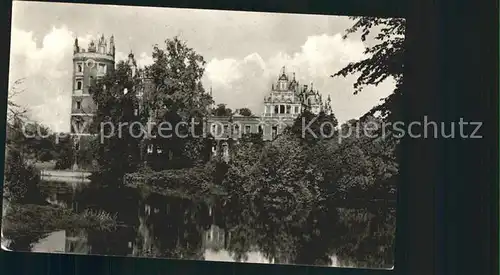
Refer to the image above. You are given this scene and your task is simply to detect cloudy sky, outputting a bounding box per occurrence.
[9,1,396,132]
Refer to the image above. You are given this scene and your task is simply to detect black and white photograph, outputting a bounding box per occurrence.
[2,1,404,269]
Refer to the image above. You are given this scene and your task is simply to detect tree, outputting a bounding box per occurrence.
[249,133,322,225]
[323,117,398,200]
[290,110,338,143]
[331,17,402,199]
[211,103,232,117]
[238,108,252,117]
[7,78,28,124]
[146,36,213,121]
[332,17,405,123]
[142,36,214,169]
[90,60,143,181]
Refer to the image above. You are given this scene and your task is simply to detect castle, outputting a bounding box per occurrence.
[69,35,332,168]
[206,66,332,142]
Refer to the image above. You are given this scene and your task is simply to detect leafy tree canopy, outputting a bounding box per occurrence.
[238,108,253,117]
[146,36,213,122]
[332,17,405,123]
[211,103,232,117]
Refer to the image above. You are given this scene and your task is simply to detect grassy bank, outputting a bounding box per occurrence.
[124,165,227,202]
[2,204,118,240]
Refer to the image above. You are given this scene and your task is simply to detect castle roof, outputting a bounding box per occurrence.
[278,73,288,81]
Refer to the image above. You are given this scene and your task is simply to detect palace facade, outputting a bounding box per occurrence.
[206,67,332,142]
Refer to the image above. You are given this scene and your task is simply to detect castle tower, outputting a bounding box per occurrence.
[71,34,115,169]
[263,66,303,119]
[302,82,322,114]
[127,51,138,78]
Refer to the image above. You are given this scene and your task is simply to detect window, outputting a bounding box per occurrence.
[76,80,83,90]
[294,106,299,114]
[76,101,81,110]
[98,64,106,74]
[245,125,251,134]
[72,120,82,134]
[280,105,285,114]
[76,63,83,73]
[274,106,279,114]
[223,124,229,134]
[286,105,291,114]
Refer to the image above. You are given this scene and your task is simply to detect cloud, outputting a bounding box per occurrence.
[202,33,394,123]
[9,26,77,132]
[10,26,74,79]
[137,52,154,67]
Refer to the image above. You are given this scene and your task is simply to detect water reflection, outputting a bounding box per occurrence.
[6,180,395,268]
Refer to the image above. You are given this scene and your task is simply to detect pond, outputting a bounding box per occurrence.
[3,179,396,269]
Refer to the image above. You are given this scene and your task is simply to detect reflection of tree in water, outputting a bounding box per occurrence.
[5,231,50,251]
[133,193,209,260]
[38,180,87,211]
[65,228,90,254]
[334,207,396,269]
[14,178,395,267]
[220,198,395,267]
[293,206,342,266]
[87,226,136,256]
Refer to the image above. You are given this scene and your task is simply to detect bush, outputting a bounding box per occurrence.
[3,148,44,204]
[124,164,216,201]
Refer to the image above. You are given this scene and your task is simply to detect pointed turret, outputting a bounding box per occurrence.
[97,34,107,54]
[128,51,137,77]
[109,35,115,57]
[73,37,79,54]
[278,66,288,81]
[88,40,96,52]
[324,95,333,115]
